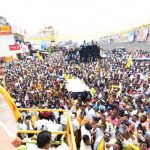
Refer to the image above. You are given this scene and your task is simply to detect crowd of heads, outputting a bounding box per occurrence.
[1,48,150,150]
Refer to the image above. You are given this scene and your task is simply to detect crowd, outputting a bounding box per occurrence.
[1,47,150,150]
[63,41,100,64]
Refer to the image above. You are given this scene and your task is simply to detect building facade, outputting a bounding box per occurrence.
[26,26,56,49]
[0,22,29,62]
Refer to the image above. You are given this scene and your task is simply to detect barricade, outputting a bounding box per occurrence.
[18,108,77,150]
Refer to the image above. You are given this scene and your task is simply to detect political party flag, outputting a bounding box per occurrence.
[38,51,43,60]
[0,85,22,121]
[125,54,133,68]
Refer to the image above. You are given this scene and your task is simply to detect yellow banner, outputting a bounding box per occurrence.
[0,26,12,35]
[5,56,13,63]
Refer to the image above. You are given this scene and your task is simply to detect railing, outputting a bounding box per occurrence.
[18,108,77,150]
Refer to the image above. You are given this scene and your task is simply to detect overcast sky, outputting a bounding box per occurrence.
[0,0,150,38]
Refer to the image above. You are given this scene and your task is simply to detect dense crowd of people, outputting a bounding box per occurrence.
[63,41,101,63]
[1,47,150,150]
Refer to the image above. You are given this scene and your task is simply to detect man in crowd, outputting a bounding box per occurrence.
[36,130,69,150]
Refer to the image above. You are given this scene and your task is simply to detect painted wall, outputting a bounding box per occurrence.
[0,35,16,58]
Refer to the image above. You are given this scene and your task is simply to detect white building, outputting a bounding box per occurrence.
[38,26,55,35]
[0,25,29,61]
[26,26,56,49]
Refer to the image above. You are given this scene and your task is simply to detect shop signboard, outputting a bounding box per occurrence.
[136,29,148,41]
[128,31,135,42]
[0,26,12,35]
[4,56,13,63]
[9,45,21,51]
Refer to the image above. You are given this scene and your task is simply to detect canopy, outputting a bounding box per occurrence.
[66,79,90,92]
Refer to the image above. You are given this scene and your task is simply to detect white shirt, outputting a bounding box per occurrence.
[21,111,28,119]
[60,113,68,125]
[54,112,59,120]
[129,120,139,129]
[122,137,136,147]
[17,122,27,130]
[85,108,96,120]
[71,106,81,116]
[81,126,91,140]
[105,139,116,150]
[94,136,116,150]
[94,136,103,150]
[35,143,70,150]
[34,119,48,130]
[54,143,70,150]
[108,123,116,139]
[72,119,80,131]
[130,110,138,115]
[80,140,92,150]
[94,128,104,140]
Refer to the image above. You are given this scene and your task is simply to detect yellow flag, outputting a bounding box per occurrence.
[97,138,105,150]
[125,144,140,150]
[0,86,22,121]
[76,66,81,70]
[38,51,43,60]
[2,76,6,87]
[64,74,70,80]
[125,54,133,68]
[90,88,96,96]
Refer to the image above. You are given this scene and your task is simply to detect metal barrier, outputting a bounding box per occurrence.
[18,108,77,150]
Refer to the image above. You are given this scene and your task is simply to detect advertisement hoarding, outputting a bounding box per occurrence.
[128,31,135,42]
[9,45,21,51]
[136,29,148,41]
[0,26,12,35]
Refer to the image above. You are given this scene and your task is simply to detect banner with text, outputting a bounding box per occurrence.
[128,31,135,42]
[9,45,21,51]
[0,26,12,35]
[136,29,148,41]
[4,56,13,63]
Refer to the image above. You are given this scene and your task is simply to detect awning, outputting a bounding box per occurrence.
[66,78,90,92]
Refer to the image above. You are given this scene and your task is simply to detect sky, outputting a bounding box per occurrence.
[0,0,150,39]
